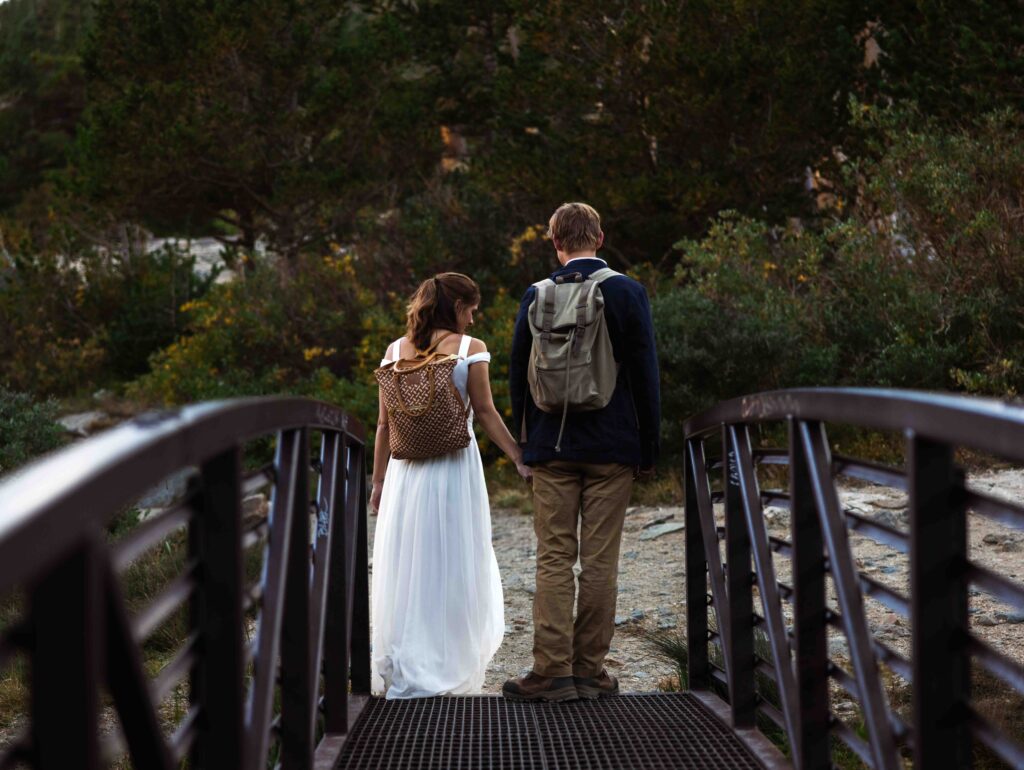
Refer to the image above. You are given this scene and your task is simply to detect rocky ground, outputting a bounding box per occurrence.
[367,468,1024,698]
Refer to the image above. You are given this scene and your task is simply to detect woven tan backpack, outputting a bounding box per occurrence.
[374,333,471,460]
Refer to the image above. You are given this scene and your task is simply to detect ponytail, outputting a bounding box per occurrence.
[405,272,481,352]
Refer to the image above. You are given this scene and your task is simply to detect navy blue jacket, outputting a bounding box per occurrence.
[510,257,661,468]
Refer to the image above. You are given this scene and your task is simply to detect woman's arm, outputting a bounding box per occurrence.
[370,391,390,513]
[371,341,395,513]
[465,339,532,482]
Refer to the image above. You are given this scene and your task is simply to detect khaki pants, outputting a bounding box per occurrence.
[531,461,634,678]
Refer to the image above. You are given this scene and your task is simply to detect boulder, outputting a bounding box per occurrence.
[57,410,109,437]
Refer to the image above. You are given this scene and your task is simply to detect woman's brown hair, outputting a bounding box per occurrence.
[405,272,481,352]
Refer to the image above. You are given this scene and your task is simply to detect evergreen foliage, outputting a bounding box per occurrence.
[1,0,1023,466]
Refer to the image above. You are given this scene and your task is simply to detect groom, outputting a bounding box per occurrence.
[503,202,661,701]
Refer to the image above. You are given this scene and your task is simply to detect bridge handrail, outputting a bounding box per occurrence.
[683,387,1024,770]
[0,397,371,769]
[0,397,364,590]
[684,387,1024,459]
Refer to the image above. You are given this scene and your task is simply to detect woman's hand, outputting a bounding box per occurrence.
[370,481,384,515]
[513,448,533,483]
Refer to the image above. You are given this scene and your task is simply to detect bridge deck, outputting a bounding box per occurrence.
[334,693,780,770]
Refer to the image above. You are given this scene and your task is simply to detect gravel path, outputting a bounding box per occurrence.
[368,468,1024,697]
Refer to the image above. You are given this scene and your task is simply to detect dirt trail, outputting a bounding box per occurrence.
[365,467,1024,695]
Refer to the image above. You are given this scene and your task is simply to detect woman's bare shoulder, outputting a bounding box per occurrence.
[467,337,488,355]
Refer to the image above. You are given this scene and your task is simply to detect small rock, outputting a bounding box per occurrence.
[137,468,194,508]
[630,609,646,621]
[572,564,582,577]
[879,565,899,574]
[639,522,685,541]
[57,410,109,437]
[643,514,675,529]
[622,550,639,560]
[983,533,1001,545]
[873,497,908,510]
[614,615,628,626]
[995,610,1024,624]
[1000,541,1023,553]
[764,508,790,528]
[137,507,164,523]
[873,510,907,529]
[658,617,677,630]
[243,493,268,519]
[975,614,999,627]
[828,638,848,657]
[504,624,514,634]
[604,657,623,668]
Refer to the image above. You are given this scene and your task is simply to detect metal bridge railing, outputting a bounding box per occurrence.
[683,388,1024,770]
[0,397,370,770]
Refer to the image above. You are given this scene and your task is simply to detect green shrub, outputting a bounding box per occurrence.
[0,387,64,475]
[0,243,214,397]
[653,104,1024,447]
[129,252,365,405]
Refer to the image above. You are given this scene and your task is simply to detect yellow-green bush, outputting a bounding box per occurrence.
[129,252,366,404]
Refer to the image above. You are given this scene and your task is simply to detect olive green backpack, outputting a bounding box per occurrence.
[526,267,620,452]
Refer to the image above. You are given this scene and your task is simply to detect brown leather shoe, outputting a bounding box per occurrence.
[502,672,578,702]
[574,670,619,699]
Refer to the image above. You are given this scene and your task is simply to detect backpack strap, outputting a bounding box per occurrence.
[588,266,621,284]
[458,334,472,359]
[572,279,602,355]
[533,279,556,347]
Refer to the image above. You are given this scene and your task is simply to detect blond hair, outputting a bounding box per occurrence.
[405,272,481,352]
[547,202,602,253]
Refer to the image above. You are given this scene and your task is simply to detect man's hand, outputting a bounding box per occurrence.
[634,466,656,482]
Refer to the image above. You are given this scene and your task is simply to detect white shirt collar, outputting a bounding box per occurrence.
[565,255,607,265]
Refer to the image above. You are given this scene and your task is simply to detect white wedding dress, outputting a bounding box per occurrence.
[371,334,505,699]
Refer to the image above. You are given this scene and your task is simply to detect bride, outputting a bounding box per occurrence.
[370,272,532,698]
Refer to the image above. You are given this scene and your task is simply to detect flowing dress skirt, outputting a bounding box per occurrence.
[371,434,505,699]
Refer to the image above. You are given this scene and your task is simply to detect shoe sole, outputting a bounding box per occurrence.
[575,684,620,700]
[502,686,579,702]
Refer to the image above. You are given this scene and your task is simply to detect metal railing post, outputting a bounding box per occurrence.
[789,418,829,769]
[191,446,245,768]
[909,433,970,768]
[280,428,315,768]
[724,424,756,727]
[323,435,353,732]
[30,536,102,770]
[350,444,372,694]
[685,438,710,690]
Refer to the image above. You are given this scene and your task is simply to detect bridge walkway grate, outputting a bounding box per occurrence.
[335,693,767,769]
